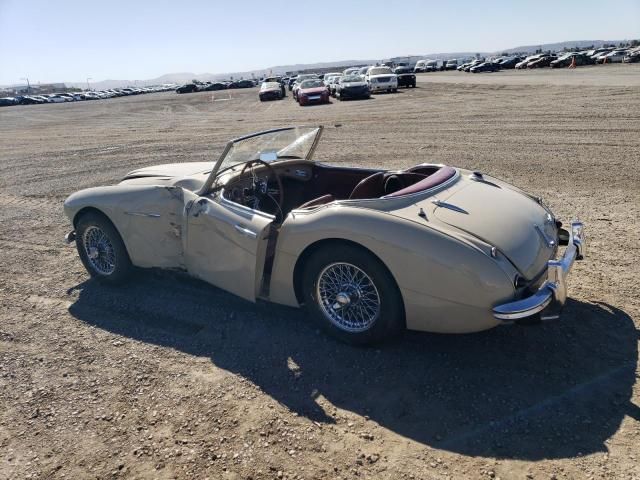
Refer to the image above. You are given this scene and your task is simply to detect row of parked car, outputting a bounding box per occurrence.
[257,65,417,106]
[0,85,176,107]
[454,46,640,73]
[175,79,256,94]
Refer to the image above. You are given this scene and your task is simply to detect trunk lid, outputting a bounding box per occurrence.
[432,180,557,279]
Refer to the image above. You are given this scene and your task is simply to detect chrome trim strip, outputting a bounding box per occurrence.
[234,224,258,239]
[493,221,585,321]
[125,211,161,218]
[432,199,468,214]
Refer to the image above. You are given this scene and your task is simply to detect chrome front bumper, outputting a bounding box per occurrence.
[493,221,586,322]
[64,230,76,245]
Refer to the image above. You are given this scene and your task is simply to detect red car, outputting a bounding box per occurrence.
[296,79,330,106]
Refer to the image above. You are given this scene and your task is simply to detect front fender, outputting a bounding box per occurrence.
[64,185,186,269]
[270,205,515,333]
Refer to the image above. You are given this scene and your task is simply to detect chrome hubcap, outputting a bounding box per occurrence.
[317,262,380,333]
[82,226,116,275]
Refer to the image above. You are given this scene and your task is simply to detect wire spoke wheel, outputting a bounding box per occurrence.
[82,225,116,275]
[316,262,381,333]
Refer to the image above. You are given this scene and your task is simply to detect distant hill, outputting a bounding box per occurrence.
[499,39,624,54]
[5,39,634,90]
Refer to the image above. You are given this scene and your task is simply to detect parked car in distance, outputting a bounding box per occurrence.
[0,97,18,106]
[46,95,69,103]
[596,50,628,64]
[515,55,542,69]
[205,82,227,91]
[176,84,198,94]
[445,59,458,70]
[424,60,442,72]
[550,53,591,68]
[461,59,484,72]
[292,74,319,99]
[358,66,370,75]
[527,54,557,68]
[342,67,361,75]
[234,80,254,88]
[335,74,370,100]
[323,74,339,88]
[259,82,283,101]
[328,75,342,97]
[393,67,416,87]
[470,61,501,73]
[18,96,44,105]
[288,76,298,91]
[296,79,330,106]
[365,66,398,93]
[323,72,341,86]
[623,50,640,63]
[414,60,428,72]
[496,56,522,69]
[62,126,586,345]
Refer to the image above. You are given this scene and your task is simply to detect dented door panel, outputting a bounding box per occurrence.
[183,197,273,302]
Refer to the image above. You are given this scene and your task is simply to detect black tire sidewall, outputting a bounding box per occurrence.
[302,244,404,345]
[75,212,132,284]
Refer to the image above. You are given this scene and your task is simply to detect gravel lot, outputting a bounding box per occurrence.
[1,64,639,480]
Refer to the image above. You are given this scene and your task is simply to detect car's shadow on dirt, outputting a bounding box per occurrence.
[68,269,638,460]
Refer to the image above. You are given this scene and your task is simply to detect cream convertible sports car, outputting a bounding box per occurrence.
[64,126,586,344]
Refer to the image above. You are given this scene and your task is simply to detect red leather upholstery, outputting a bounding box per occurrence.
[384,166,456,197]
[297,194,335,209]
[349,172,385,199]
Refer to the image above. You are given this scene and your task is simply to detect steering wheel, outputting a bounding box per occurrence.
[240,159,284,215]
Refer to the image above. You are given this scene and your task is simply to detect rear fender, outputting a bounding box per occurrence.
[269,206,515,330]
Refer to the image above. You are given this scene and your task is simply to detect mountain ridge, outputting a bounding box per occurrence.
[5,39,630,90]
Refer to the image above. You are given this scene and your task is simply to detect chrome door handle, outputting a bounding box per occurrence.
[234,225,257,239]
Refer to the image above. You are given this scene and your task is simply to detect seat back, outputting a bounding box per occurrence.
[348,172,385,199]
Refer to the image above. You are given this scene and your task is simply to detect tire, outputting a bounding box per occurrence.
[75,212,132,284]
[302,244,404,345]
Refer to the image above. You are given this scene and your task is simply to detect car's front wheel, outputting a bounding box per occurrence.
[302,244,404,345]
[75,212,132,284]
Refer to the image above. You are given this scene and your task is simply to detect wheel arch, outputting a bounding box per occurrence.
[291,238,405,322]
[72,207,132,259]
[73,206,111,228]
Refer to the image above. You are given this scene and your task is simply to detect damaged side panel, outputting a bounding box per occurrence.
[122,186,190,269]
[64,184,191,269]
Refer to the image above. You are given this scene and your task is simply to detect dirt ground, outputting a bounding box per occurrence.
[1,64,639,480]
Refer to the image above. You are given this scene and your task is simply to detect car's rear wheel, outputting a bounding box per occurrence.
[302,244,404,345]
[75,212,132,284]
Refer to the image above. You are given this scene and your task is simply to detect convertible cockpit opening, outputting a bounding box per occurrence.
[220,162,455,221]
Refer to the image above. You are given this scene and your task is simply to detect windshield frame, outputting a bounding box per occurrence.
[198,126,324,195]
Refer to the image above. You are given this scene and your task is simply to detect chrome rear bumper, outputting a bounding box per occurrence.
[493,221,586,322]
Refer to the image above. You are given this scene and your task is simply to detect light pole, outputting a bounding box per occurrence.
[20,77,30,94]
[86,77,92,91]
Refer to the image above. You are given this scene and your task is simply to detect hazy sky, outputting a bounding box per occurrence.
[0,0,638,85]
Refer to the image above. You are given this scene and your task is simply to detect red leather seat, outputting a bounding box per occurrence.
[384,166,456,197]
[348,172,385,199]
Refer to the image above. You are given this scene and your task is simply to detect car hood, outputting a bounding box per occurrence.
[124,162,212,180]
[341,81,368,87]
[425,180,557,279]
[299,87,327,94]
